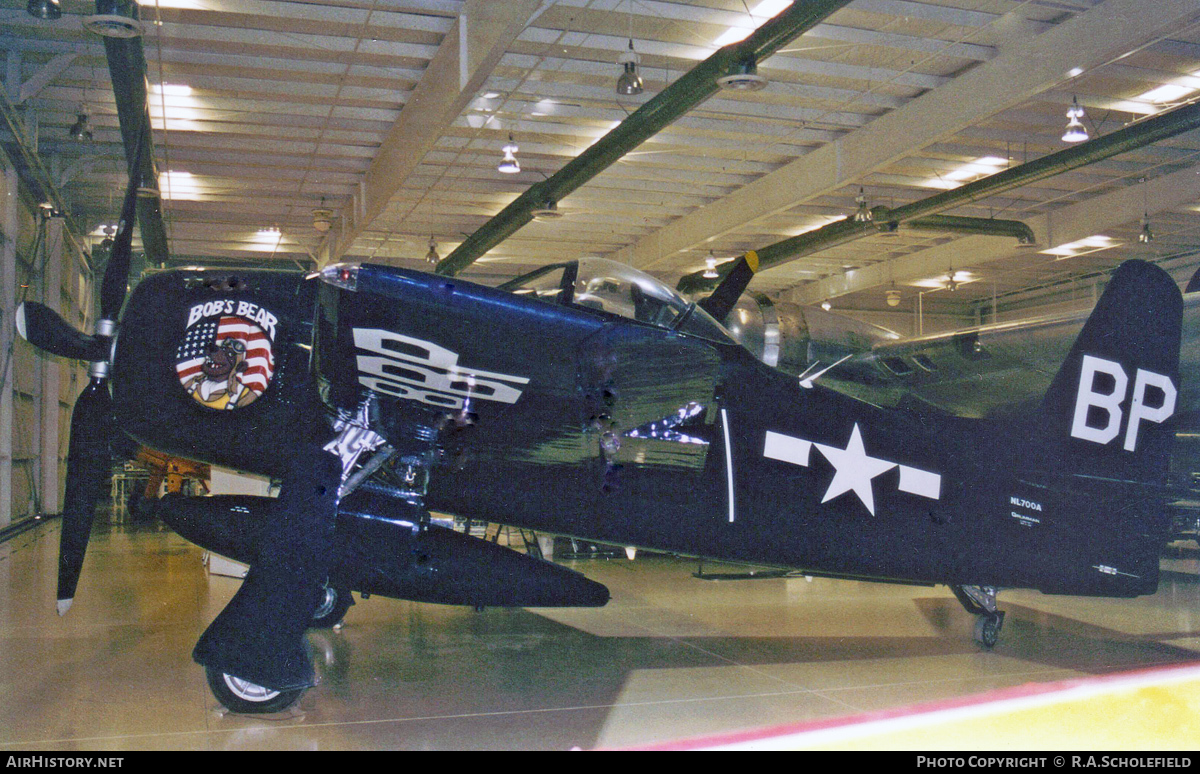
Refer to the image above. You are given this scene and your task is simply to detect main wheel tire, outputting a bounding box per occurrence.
[974,615,1001,648]
[205,667,305,714]
[310,582,353,629]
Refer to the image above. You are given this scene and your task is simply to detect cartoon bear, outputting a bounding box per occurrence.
[183,338,251,410]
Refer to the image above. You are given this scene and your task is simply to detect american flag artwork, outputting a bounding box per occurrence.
[175,314,276,410]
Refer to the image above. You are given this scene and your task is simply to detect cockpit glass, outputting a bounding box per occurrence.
[572,258,688,325]
[573,258,735,343]
[676,304,736,343]
[502,258,735,344]
[500,264,571,305]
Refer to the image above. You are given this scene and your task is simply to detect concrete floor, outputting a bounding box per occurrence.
[2,520,1200,751]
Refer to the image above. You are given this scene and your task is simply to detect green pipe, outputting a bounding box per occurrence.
[905,215,1035,243]
[434,0,856,277]
[99,1,169,267]
[678,97,1200,292]
[888,99,1200,224]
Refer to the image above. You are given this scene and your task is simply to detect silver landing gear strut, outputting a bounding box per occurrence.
[950,585,1005,648]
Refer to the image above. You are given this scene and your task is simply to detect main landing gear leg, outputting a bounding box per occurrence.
[950,585,1005,648]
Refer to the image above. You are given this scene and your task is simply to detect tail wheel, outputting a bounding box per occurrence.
[973,612,1004,649]
[310,581,354,629]
[205,667,305,714]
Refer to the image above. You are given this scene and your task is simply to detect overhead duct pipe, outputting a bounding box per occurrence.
[678,215,1034,295]
[902,214,1036,243]
[678,97,1200,293]
[434,0,856,277]
[93,0,168,266]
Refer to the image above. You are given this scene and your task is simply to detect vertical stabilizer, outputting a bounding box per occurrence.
[1036,260,1182,486]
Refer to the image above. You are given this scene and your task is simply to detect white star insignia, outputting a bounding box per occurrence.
[763,423,942,516]
[813,424,896,515]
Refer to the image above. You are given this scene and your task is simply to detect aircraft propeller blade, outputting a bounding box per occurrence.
[15,302,104,361]
[99,151,142,322]
[55,378,113,614]
[31,129,146,614]
[697,251,759,321]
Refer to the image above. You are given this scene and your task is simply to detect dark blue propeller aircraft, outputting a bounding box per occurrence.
[16,143,1185,713]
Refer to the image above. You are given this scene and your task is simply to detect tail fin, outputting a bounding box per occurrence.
[1036,260,1182,486]
[1186,264,1200,294]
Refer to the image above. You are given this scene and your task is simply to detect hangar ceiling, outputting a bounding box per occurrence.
[6,0,1200,321]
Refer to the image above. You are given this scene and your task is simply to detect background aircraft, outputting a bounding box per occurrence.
[707,266,1200,490]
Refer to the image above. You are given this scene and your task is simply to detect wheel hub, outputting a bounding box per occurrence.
[222,673,281,703]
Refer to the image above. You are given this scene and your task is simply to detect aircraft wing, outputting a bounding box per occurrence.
[815,292,1200,430]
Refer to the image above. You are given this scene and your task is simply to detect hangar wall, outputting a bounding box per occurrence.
[0,154,93,528]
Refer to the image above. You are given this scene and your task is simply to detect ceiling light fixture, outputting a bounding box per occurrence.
[252,227,282,249]
[853,187,872,222]
[531,201,562,221]
[27,0,61,19]
[498,134,520,174]
[921,156,1007,190]
[1040,234,1117,259]
[820,300,832,311]
[703,251,719,279]
[1137,83,1196,104]
[617,0,644,96]
[84,0,144,37]
[911,271,978,289]
[426,236,440,265]
[713,0,792,47]
[617,40,644,96]
[68,111,93,142]
[1139,212,1154,244]
[1062,96,1089,143]
[312,208,333,234]
[716,58,768,91]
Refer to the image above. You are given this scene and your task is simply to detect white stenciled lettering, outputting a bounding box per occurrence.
[189,301,277,341]
[255,308,278,341]
[357,376,465,409]
[352,328,529,408]
[1071,355,1127,446]
[187,301,236,327]
[1126,368,1177,451]
[1009,496,1043,512]
[1069,355,1176,452]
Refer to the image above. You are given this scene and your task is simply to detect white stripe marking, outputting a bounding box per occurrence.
[764,431,812,467]
[722,408,735,523]
[898,466,942,499]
